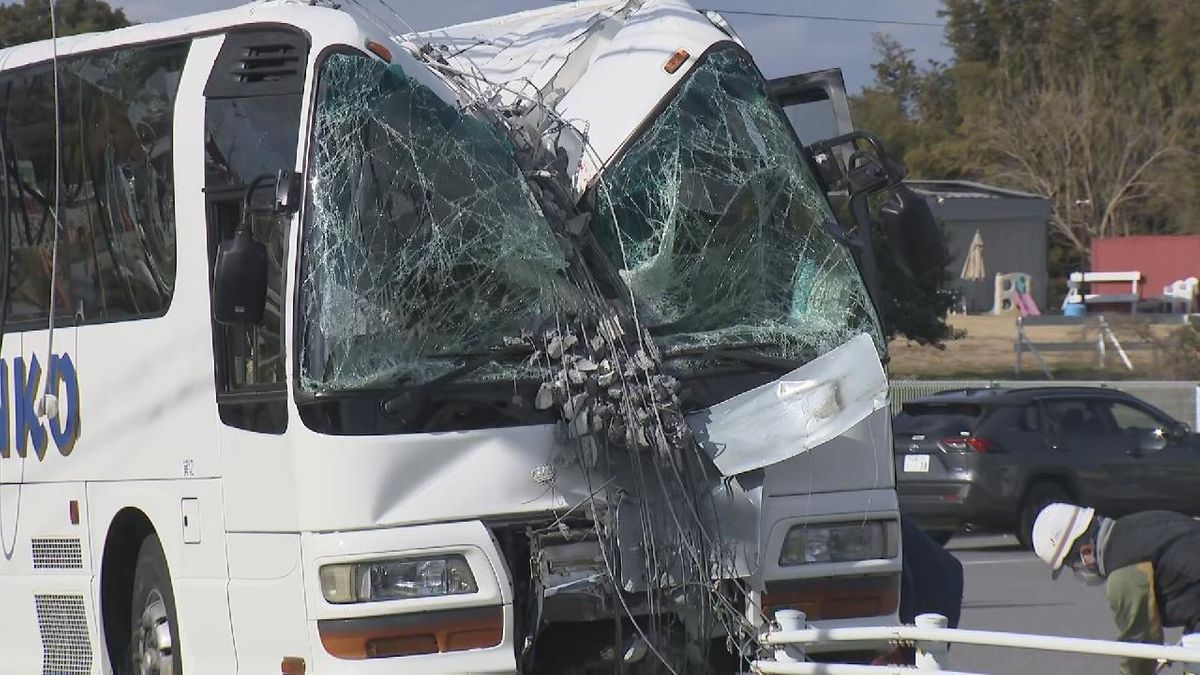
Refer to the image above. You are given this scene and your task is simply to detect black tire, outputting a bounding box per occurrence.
[1016,482,1070,549]
[125,534,182,675]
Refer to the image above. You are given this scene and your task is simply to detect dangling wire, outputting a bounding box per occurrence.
[0,122,11,356]
[0,102,16,562]
[44,0,64,408]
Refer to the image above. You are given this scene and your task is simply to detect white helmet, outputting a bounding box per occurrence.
[1032,503,1095,579]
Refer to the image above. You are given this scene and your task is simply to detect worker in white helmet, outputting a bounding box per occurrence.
[1032,503,1200,675]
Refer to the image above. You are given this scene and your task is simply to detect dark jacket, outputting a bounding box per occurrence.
[899,518,963,628]
[1103,511,1200,630]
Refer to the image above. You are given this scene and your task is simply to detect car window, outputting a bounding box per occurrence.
[1018,404,1041,432]
[894,402,982,435]
[1104,401,1169,437]
[1044,399,1106,435]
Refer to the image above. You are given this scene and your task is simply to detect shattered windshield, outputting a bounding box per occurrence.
[299,53,581,392]
[592,49,882,367]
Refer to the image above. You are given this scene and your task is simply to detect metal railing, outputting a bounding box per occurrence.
[890,379,1200,429]
[753,611,1200,674]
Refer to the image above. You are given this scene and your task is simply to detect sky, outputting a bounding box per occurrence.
[109,0,953,92]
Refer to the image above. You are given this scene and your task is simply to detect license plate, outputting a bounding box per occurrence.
[903,454,931,473]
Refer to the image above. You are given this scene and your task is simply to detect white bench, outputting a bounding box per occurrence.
[1067,271,1142,313]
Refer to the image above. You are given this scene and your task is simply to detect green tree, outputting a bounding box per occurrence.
[0,0,129,49]
[872,212,961,348]
[938,0,1199,244]
[850,34,968,180]
[855,0,1198,309]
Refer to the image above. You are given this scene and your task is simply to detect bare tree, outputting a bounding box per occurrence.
[968,60,1190,261]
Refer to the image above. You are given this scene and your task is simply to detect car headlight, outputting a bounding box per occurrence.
[319,554,478,604]
[779,521,895,566]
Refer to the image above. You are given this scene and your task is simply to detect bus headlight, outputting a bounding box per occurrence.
[779,521,893,566]
[320,555,478,604]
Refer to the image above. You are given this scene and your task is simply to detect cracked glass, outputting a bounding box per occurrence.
[592,49,882,367]
[299,53,582,393]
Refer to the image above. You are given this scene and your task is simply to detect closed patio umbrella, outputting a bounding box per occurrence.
[960,229,986,281]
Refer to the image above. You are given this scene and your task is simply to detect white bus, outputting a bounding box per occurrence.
[0,1,942,673]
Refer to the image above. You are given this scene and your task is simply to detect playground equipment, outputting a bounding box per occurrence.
[991,273,1040,316]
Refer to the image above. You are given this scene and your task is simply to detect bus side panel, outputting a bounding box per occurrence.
[7,32,222,488]
[0,481,95,674]
[226,533,311,673]
[87,478,233,673]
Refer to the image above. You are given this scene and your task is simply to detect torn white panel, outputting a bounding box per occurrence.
[418,0,637,113]
[417,0,731,193]
[688,332,887,476]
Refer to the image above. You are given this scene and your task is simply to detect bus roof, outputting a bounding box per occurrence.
[418,0,625,108]
[0,0,360,73]
[420,0,732,191]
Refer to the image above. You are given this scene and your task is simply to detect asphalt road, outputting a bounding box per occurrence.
[947,534,1184,675]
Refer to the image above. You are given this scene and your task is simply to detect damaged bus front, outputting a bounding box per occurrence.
[404,0,949,670]
[0,0,942,673]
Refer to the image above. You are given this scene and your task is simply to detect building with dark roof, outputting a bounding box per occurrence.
[908,180,1051,314]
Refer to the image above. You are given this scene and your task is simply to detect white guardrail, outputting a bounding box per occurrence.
[753,611,1200,674]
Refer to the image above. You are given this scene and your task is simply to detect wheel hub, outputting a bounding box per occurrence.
[133,589,174,675]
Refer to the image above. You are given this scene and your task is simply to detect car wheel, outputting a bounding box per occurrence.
[1017,482,1069,549]
[127,534,182,675]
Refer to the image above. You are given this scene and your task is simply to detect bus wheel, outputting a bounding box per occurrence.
[128,534,182,675]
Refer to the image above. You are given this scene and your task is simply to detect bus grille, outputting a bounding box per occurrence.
[31,538,84,570]
[35,594,92,674]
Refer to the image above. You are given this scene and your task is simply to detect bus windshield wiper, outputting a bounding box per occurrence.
[380,343,535,417]
[661,342,802,374]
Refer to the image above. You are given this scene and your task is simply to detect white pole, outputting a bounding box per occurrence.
[752,662,980,675]
[1183,634,1200,675]
[773,610,807,663]
[1193,384,1199,431]
[915,614,950,671]
[763,625,1200,664]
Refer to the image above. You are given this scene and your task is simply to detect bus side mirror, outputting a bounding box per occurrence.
[212,228,268,326]
[880,186,948,277]
[274,169,303,215]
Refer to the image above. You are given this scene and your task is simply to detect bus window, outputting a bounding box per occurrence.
[0,42,188,329]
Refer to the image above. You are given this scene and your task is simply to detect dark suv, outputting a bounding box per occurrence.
[893,387,1199,546]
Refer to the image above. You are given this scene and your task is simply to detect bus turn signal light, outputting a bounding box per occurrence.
[762,574,900,621]
[366,40,393,63]
[663,49,690,74]
[318,606,503,660]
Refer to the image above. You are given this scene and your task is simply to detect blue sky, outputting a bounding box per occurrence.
[111,0,952,92]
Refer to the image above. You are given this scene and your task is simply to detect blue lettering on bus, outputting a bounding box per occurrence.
[0,354,81,459]
[14,356,46,458]
[0,361,7,456]
[47,355,81,456]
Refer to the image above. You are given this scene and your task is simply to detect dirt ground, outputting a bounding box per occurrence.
[887,313,1181,379]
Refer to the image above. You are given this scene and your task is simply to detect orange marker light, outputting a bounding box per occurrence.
[319,606,503,660]
[366,40,393,63]
[69,500,79,525]
[281,656,306,674]
[663,48,691,74]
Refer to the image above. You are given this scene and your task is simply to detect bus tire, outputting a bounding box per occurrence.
[127,534,182,675]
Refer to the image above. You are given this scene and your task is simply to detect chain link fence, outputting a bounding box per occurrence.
[890,379,1200,428]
